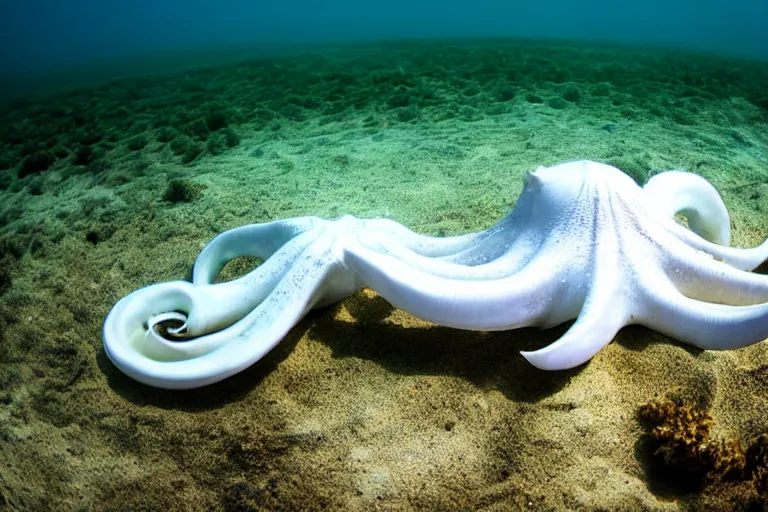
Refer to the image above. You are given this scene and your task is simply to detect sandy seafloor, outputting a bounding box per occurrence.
[0,39,767,511]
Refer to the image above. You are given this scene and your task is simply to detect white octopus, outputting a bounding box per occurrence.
[103,160,768,389]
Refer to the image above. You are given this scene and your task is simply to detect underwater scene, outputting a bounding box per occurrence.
[1,1,768,510]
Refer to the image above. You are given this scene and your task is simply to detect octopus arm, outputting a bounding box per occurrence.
[104,237,342,389]
[662,248,768,306]
[642,282,768,350]
[518,281,629,371]
[192,217,319,285]
[643,170,731,246]
[520,227,629,370]
[662,219,768,272]
[362,218,488,257]
[342,240,561,330]
[354,227,542,280]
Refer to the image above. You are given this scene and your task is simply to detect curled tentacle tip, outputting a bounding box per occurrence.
[148,311,189,338]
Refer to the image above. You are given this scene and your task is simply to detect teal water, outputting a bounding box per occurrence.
[1,0,767,91]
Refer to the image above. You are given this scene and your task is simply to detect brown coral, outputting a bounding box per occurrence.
[637,400,746,481]
[755,467,768,497]
[746,434,768,497]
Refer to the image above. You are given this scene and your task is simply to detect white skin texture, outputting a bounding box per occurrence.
[103,161,768,389]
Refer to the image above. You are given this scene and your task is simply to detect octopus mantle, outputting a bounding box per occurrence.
[103,161,768,389]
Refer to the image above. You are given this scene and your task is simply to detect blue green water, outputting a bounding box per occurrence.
[2,0,767,78]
